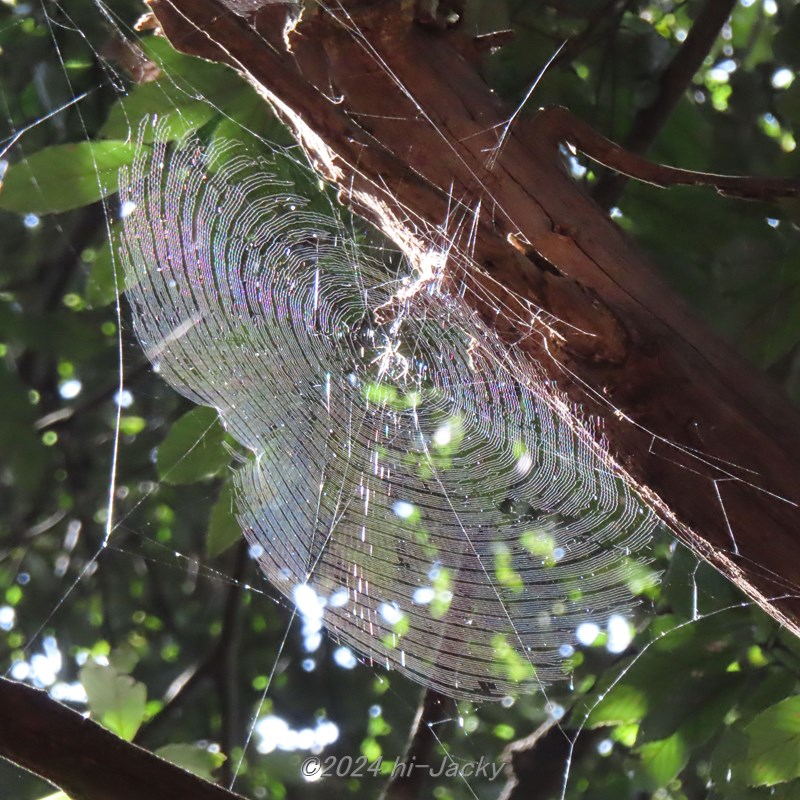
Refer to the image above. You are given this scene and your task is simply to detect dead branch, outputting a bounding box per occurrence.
[592,0,739,207]
[529,105,799,200]
[381,688,456,800]
[498,718,598,800]
[0,677,248,800]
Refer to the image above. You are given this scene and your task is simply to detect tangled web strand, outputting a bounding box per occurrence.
[119,133,657,700]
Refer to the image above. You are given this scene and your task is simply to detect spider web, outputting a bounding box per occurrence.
[118,129,657,698]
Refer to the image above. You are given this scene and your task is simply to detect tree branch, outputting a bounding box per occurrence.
[134,540,249,762]
[529,105,799,200]
[381,688,456,800]
[593,0,739,207]
[213,539,248,785]
[0,677,248,800]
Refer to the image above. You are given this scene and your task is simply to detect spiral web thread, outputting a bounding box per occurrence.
[118,133,658,700]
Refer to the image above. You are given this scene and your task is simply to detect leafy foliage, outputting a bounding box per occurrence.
[0,141,139,214]
[1,0,799,799]
[155,407,232,485]
[80,659,147,741]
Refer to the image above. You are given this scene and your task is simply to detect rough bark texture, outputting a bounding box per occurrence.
[144,0,800,636]
[0,677,246,800]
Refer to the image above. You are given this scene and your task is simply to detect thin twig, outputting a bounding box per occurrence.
[497,717,599,800]
[381,688,456,800]
[134,539,249,756]
[527,105,799,200]
[215,540,248,785]
[592,0,739,208]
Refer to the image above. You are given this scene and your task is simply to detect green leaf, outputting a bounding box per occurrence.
[586,683,649,727]
[661,544,743,619]
[155,743,226,780]
[141,35,241,99]
[156,406,231,484]
[638,673,745,746]
[738,669,799,721]
[101,81,218,143]
[79,661,147,741]
[108,643,140,675]
[637,731,690,791]
[210,84,292,159]
[711,725,750,788]
[744,695,800,786]
[580,612,749,734]
[101,37,246,144]
[0,141,139,215]
[206,479,242,558]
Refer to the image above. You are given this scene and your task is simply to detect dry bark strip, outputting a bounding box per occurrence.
[145,0,800,634]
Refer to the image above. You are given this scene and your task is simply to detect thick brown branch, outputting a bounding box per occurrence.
[593,0,739,207]
[146,0,800,643]
[0,677,248,800]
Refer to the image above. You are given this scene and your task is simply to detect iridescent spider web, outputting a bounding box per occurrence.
[118,131,658,700]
